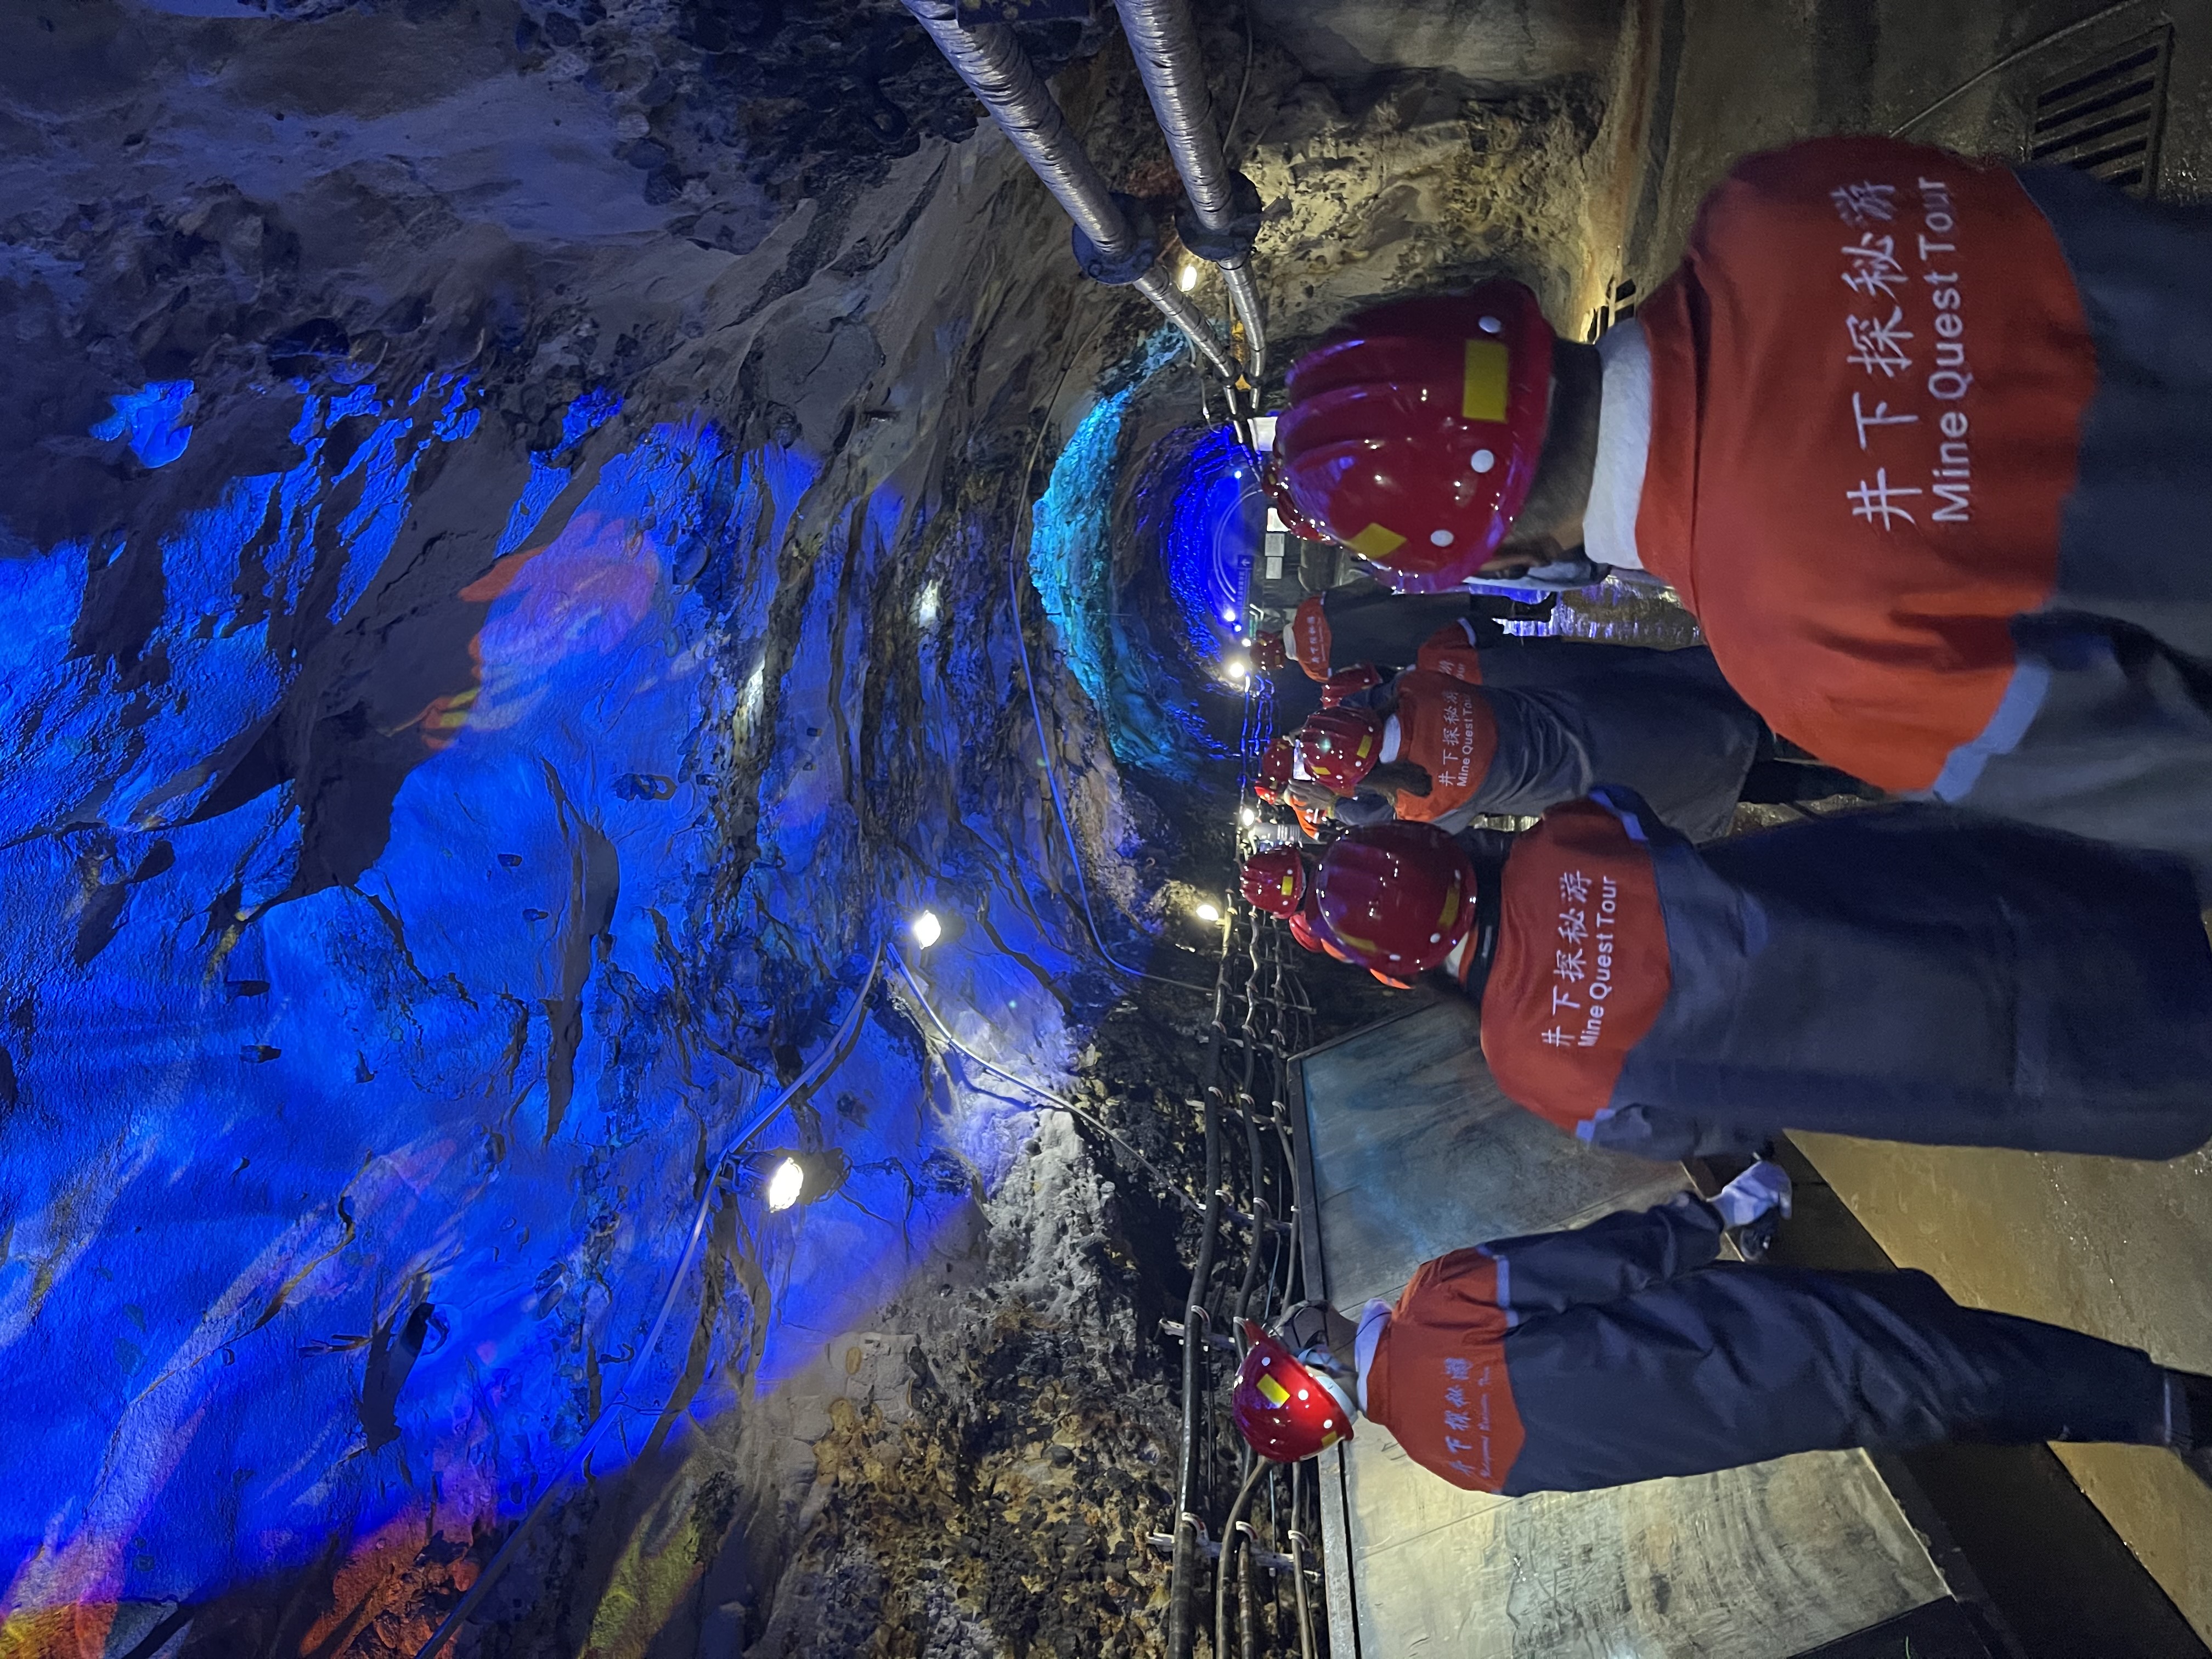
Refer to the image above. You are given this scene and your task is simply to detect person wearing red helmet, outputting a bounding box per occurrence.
[1308,794,2212,1160]
[1290,655,1858,842]
[1250,580,1518,684]
[1277,138,2212,867]
[1239,845,1307,918]
[1233,1172,2212,1496]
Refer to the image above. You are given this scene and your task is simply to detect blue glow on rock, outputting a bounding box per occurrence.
[90,382,194,468]
[0,373,1108,1637]
[1163,425,1262,659]
[1028,332,1214,777]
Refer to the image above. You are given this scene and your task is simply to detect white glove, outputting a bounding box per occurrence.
[1713,1159,1793,1229]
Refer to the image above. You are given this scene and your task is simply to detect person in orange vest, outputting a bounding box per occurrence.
[1291,658,1865,843]
[1271,139,2212,865]
[1228,1173,2212,1496]
[1271,798,2212,1161]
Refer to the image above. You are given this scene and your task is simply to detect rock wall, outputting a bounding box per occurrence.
[0,1,1621,1653]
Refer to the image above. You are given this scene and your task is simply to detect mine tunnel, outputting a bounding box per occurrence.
[7,0,2212,1654]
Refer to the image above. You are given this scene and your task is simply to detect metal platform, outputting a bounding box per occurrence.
[1290,997,1957,1658]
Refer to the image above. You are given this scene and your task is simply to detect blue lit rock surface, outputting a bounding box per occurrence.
[0,0,1614,1650]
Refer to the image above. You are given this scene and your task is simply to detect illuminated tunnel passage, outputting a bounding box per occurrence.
[9,0,2212,1656]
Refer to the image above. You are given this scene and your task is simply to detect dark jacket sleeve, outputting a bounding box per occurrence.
[1480,1195,1725,1320]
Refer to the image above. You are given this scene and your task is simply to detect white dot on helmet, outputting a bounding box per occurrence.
[1429,529,1452,547]
[1479,315,1502,334]
[1471,449,1496,473]
[1297,1389,1308,1401]
[1323,1418,1335,1429]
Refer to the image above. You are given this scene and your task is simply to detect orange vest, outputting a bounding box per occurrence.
[1414,619,1485,683]
[1478,799,1672,1132]
[1390,670,1499,823]
[1286,596,1333,681]
[1365,1250,1524,1492]
[1634,136,2096,791]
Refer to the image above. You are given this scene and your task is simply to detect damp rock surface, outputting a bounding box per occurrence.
[0,1,1616,1652]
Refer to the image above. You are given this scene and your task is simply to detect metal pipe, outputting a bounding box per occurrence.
[1112,0,1268,377]
[1133,267,1241,381]
[904,0,1130,255]
[1220,261,1267,388]
[902,0,1239,380]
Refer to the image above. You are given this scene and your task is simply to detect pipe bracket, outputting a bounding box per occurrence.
[1072,191,1160,285]
[1176,172,1263,263]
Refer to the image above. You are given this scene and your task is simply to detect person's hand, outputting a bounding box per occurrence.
[1713,1159,1793,1229]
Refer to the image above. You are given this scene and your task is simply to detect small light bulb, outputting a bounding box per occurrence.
[766,1157,804,1212]
[911,910,943,949]
[1195,902,1222,923]
[1178,262,1199,292]
[1240,806,1257,826]
[1226,659,1249,681]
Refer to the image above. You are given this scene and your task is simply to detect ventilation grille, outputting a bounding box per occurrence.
[2030,26,2172,197]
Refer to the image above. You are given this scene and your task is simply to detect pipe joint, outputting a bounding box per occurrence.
[1176,172,1263,264]
[1073,191,1160,285]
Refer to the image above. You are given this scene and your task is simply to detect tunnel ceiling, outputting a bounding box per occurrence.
[0,0,1623,1652]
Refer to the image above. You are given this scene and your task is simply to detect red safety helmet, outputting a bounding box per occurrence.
[1289,888,1353,961]
[1250,630,1288,673]
[1231,1318,1356,1462]
[1317,821,1479,977]
[1254,734,1297,804]
[1240,846,1307,918]
[1275,282,1555,594]
[1296,707,1383,793]
[1261,453,1337,544]
[1320,663,1383,708]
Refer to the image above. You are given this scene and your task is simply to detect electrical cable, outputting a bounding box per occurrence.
[890,945,1209,1215]
[414,946,887,1659]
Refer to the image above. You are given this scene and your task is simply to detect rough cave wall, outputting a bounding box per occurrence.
[0,0,1630,1654]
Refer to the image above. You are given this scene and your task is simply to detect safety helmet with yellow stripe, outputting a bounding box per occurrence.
[1274,281,1554,594]
[1316,821,1479,978]
[1231,1316,1357,1462]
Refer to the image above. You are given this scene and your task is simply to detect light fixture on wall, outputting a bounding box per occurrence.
[1178,261,1200,292]
[766,1157,805,1211]
[1194,901,1222,924]
[758,1148,851,1212]
[911,909,943,949]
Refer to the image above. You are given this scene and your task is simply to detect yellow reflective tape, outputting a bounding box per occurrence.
[1277,874,1296,898]
[1437,877,1462,933]
[1463,339,1510,422]
[1348,523,1406,560]
[1258,1373,1290,1407]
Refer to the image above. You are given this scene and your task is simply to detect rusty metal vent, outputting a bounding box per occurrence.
[2030,25,2172,197]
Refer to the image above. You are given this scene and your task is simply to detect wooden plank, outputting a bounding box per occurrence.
[1295,1000,1950,1658]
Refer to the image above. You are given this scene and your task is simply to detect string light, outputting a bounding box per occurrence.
[1194,901,1222,923]
[911,910,943,948]
[1240,805,1257,827]
[1178,261,1200,292]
